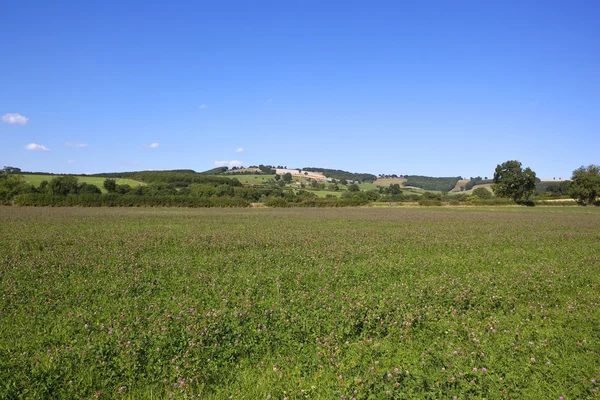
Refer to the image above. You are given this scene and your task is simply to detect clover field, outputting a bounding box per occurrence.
[1,206,599,399]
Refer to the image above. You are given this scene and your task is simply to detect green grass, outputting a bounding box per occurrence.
[1,207,599,399]
[221,174,274,184]
[357,182,378,191]
[306,189,342,198]
[21,174,145,193]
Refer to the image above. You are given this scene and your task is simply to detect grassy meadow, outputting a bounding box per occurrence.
[222,174,274,185]
[1,206,599,399]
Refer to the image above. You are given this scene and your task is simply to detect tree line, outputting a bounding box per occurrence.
[302,167,377,183]
[2,162,598,207]
[403,176,462,192]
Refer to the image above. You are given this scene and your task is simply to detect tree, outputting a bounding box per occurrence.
[388,184,401,195]
[104,178,117,193]
[347,183,360,192]
[472,187,492,199]
[282,173,292,183]
[48,176,79,195]
[0,173,29,204]
[568,165,600,205]
[492,160,537,202]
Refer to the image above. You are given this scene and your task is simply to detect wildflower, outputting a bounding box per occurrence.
[482,368,487,373]
[530,358,535,363]
[119,387,125,393]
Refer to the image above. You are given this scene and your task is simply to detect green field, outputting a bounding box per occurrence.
[221,174,274,184]
[1,207,599,399]
[21,174,144,193]
[307,189,342,198]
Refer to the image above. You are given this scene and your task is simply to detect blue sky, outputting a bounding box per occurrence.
[1,0,598,179]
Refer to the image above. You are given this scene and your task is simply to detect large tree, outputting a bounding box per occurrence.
[568,165,600,205]
[492,160,537,201]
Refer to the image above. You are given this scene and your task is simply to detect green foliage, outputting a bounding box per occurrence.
[347,183,360,192]
[388,183,402,195]
[465,177,493,191]
[48,176,80,195]
[0,172,31,204]
[302,167,377,183]
[536,181,570,197]
[103,178,117,193]
[94,170,242,186]
[568,165,600,205]
[282,172,293,183]
[472,187,492,199]
[257,165,276,174]
[492,160,537,201]
[404,175,461,192]
[199,166,229,175]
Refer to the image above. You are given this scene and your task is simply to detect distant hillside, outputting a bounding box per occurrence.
[302,167,377,183]
[91,170,241,186]
[403,176,462,192]
[21,174,144,193]
[199,167,228,175]
[374,177,407,186]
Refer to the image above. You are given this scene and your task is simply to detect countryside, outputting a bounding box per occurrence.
[2,1,599,399]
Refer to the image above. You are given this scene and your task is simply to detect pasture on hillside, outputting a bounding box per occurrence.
[21,175,144,193]
[0,207,599,399]
[221,174,274,185]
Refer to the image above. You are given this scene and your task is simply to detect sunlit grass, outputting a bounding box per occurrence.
[0,207,599,399]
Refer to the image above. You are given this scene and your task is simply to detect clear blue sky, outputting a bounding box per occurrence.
[1,0,598,179]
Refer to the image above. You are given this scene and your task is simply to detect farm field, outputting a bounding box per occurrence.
[21,174,144,193]
[374,178,408,186]
[1,207,599,399]
[221,174,274,185]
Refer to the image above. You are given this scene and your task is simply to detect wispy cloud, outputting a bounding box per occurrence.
[25,143,50,152]
[214,160,243,168]
[199,104,208,109]
[67,160,76,164]
[236,147,244,153]
[66,142,87,148]
[2,113,29,125]
[142,142,160,149]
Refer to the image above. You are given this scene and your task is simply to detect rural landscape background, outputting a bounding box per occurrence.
[2,1,600,399]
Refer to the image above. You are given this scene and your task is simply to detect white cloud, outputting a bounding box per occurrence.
[143,142,160,148]
[24,143,50,152]
[236,147,244,153]
[2,113,29,125]
[199,104,208,109]
[66,142,87,148]
[214,160,243,168]
[67,160,76,164]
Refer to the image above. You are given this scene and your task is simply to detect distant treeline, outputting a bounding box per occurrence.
[91,170,242,186]
[403,176,462,192]
[1,172,373,207]
[302,167,377,183]
[535,181,570,197]
[198,167,229,175]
